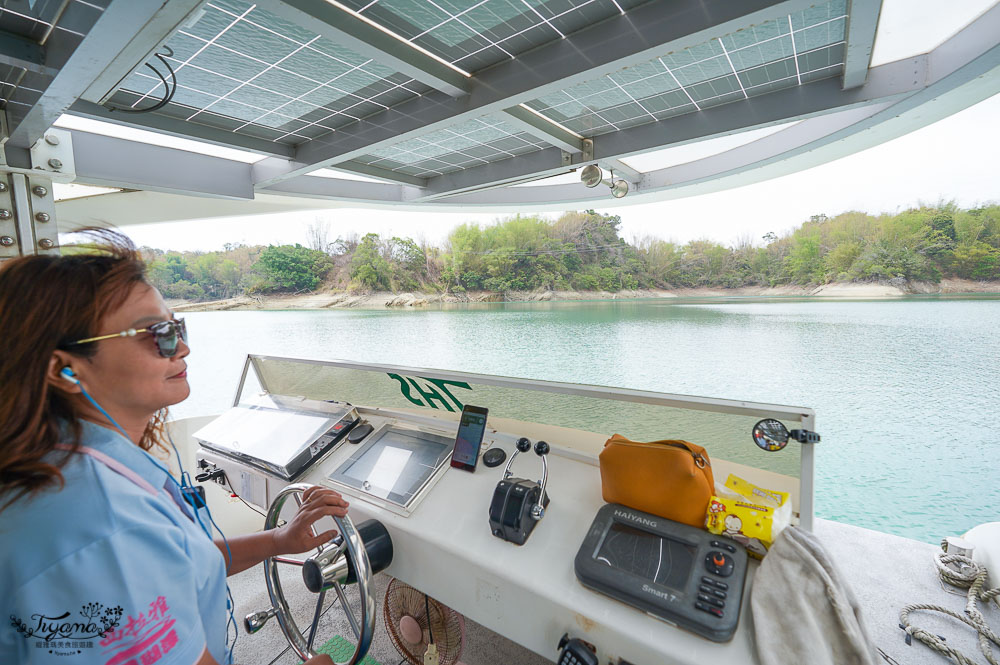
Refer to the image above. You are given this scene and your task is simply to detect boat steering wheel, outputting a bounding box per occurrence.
[255,483,377,665]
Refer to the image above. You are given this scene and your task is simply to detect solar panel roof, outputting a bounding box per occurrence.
[8,0,993,213]
[340,0,849,179]
[85,0,848,169]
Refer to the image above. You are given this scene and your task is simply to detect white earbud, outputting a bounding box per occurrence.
[60,367,80,385]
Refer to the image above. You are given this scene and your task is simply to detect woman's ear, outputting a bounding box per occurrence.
[47,352,82,394]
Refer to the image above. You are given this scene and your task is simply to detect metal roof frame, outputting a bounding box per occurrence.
[842,0,883,89]
[0,0,991,221]
[411,58,925,200]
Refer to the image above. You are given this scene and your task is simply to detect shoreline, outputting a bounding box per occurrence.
[170,278,1000,312]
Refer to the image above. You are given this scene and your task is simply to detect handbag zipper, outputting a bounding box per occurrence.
[652,441,708,468]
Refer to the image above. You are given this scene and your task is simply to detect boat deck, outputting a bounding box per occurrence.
[815,519,994,665]
[227,518,991,665]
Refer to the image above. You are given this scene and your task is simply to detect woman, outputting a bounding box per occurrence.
[0,229,342,665]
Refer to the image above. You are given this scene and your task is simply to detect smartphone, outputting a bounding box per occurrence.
[451,405,488,472]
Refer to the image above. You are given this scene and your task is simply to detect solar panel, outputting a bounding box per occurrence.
[0,1,107,113]
[0,64,21,95]
[104,0,429,146]
[523,0,847,137]
[353,113,551,177]
[334,0,646,73]
[0,0,106,41]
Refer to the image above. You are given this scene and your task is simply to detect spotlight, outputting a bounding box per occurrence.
[579,165,629,198]
[609,178,629,199]
[580,164,603,188]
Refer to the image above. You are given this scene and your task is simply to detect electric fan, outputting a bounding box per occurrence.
[384,578,465,665]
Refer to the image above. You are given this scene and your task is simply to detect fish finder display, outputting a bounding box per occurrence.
[579,503,750,641]
[596,523,696,592]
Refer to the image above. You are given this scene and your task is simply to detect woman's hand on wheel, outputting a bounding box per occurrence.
[272,486,350,554]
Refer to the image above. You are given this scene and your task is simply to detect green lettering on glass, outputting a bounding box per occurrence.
[423,378,473,410]
[407,378,452,411]
[385,374,474,411]
[387,373,424,407]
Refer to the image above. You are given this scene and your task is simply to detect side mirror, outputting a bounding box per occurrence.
[752,419,821,451]
[752,419,789,452]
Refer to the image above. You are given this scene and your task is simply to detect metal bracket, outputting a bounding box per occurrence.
[27,174,58,254]
[0,174,18,260]
[0,173,59,260]
[0,113,76,184]
[582,139,594,163]
[30,129,76,181]
[561,151,572,166]
[789,429,821,444]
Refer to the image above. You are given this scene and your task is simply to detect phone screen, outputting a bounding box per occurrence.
[451,406,488,471]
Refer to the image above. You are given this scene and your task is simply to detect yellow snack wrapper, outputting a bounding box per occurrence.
[705,475,790,559]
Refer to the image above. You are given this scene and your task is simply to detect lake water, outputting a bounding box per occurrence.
[172,296,1000,544]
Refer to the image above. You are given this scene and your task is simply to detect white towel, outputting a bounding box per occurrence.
[751,527,878,665]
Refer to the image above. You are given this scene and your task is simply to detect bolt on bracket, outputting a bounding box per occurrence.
[30,129,75,181]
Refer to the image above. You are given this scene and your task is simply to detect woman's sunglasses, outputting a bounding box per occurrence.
[65,318,187,358]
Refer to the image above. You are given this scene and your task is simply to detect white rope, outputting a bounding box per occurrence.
[898,541,1000,664]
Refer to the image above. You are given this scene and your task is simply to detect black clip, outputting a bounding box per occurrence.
[789,429,821,443]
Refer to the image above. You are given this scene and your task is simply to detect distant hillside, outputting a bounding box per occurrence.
[143,204,1000,301]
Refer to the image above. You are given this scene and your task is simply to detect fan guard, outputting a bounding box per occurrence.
[383,578,465,665]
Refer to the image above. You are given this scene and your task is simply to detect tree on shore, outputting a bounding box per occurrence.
[252,244,332,292]
[350,233,391,290]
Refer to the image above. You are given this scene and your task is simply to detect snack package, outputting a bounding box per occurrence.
[705,474,791,559]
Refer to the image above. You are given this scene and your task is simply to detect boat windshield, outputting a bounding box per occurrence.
[236,354,806,512]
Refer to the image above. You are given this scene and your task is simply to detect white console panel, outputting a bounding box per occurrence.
[196,408,760,665]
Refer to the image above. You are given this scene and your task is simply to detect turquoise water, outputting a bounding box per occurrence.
[172,296,1000,544]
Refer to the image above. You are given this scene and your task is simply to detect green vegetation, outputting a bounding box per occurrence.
[144,204,1000,301]
[255,244,332,292]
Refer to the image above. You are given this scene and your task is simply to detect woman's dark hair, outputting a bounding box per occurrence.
[0,228,169,509]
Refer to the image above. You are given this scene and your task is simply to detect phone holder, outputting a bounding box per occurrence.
[488,437,550,545]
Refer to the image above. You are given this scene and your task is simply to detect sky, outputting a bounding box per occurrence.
[111,90,1000,253]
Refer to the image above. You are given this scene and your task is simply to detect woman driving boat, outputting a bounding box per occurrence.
[0,229,342,665]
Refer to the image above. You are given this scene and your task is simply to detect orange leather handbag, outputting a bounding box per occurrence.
[599,434,715,527]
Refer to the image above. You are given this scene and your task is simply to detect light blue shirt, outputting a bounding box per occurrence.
[0,420,229,665]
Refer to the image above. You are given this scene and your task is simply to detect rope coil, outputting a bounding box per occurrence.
[898,542,1000,664]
